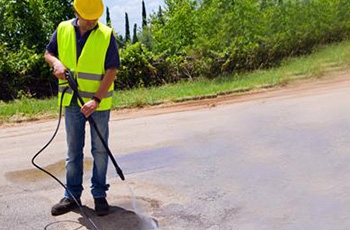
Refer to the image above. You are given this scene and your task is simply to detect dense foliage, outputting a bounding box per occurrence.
[118,0,350,86]
[1,0,350,101]
[0,0,74,101]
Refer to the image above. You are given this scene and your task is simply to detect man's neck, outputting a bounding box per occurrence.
[77,19,87,36]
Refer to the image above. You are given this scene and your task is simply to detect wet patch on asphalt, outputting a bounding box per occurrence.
[5,158,93,183]
[112,146,184,176]
[6,146,183,183]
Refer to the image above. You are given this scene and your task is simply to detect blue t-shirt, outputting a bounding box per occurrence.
[46,18,120,70]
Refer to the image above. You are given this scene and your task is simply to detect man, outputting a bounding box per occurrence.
[44,0,120,216]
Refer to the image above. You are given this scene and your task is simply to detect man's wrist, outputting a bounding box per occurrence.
[92,96,101,104]
[52,61,60,69]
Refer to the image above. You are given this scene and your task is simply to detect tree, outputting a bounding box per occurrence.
[138,27,153,50]
[43,0,74,29]
[157,6,165,26]
[106,6,112,27]
[1,0,49,53]
[0,0,76,101]
[132,24,139,44]
[142,0,147,28]
[0,6,4,20]
[152,0,197,54]
[125,12,131,43]
[116,34,125,49]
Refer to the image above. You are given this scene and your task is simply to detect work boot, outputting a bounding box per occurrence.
[51,198,81,216]
[94,197,109,216]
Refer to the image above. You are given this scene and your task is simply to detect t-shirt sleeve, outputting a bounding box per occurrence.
[46,30,58,57]
[105,33,120,70]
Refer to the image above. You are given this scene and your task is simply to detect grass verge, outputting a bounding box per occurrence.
[1,40,350,126]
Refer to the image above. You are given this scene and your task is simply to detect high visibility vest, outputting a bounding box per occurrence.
[57,19,114,111]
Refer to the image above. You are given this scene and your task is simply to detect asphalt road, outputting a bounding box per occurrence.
[1,73,350,230]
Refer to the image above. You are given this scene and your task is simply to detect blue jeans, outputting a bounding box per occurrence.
[64,105,110,200]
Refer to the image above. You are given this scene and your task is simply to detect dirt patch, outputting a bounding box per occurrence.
[110,70,350,121]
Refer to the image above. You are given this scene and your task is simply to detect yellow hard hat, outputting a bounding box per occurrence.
[74,0,104,20]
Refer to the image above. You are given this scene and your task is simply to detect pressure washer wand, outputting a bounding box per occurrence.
[65,70,125,181]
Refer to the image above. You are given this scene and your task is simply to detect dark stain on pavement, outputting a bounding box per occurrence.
[113,146,183,175]
[76,205,158,230]
[6,146,182,183]
[5,158,93,183]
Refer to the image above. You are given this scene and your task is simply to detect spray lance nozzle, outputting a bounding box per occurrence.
[64,69,125,181]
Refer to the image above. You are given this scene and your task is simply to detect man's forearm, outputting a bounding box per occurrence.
[45,51,59,67]
[44,51,66,80]
[95,68,117,100]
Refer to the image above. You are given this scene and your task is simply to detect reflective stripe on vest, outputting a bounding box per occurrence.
[59,86,113,98]
[56,20,114,111]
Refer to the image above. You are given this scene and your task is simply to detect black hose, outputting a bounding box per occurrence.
[31,87,100,230]
[32,71,125,229]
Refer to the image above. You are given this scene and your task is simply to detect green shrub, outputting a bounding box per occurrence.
[116,43,159,89]
[0,44,54,101]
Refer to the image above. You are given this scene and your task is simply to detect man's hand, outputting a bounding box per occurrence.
[81,100,99,117]
[44,51,66,80]
[53,61,66,80]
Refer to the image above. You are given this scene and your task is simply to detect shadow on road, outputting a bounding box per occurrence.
[43,205,158,230]
[77,205,158,230]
